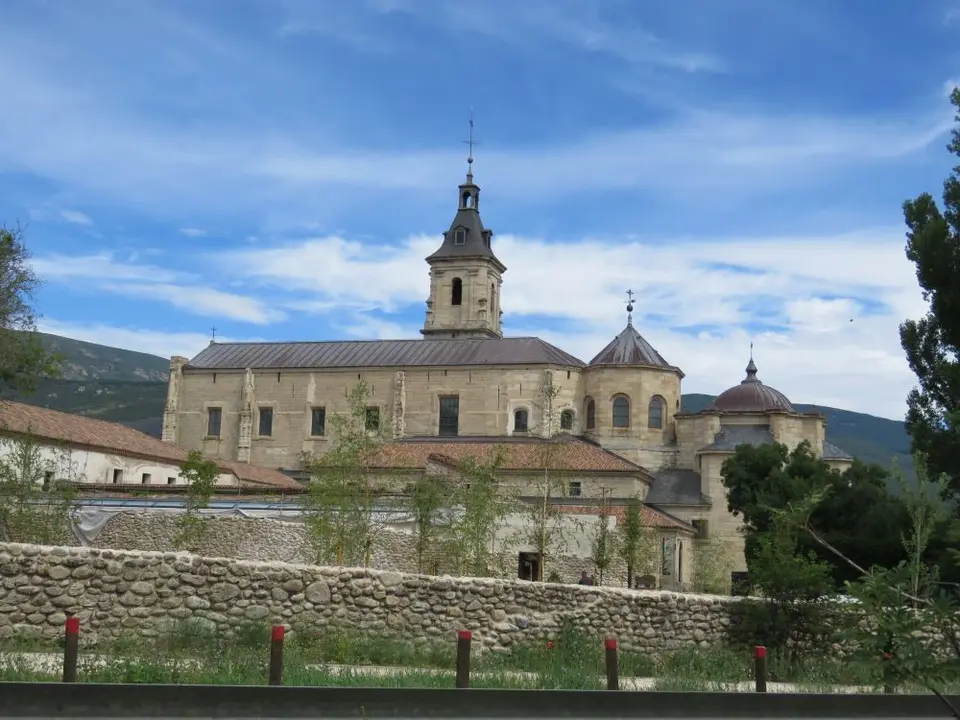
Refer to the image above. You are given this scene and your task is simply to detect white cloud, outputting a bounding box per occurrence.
[0,23,951,217]
[58,210,92,226]
[32,253,281,325]
[108,283,285,325]
[36,319,255,361]
[217,226,921,420]
[179,227,206,237]
[32,253,182,283]
[278,0,726,73]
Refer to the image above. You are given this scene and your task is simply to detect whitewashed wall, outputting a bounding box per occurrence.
[0,435,242,488]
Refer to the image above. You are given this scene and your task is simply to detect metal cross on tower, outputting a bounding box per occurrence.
[463,109,478,177]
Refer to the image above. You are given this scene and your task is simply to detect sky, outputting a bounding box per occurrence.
[1,0,958,421]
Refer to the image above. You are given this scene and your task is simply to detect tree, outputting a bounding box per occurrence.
[301,380,385,566]
[721,441,911,588]
[899,87,960,491]
[616,495,658,588]
[447,446,511,577]
[590,488,616,585]
[521,372,570,581]
[777,454,960,711]
[410,474,449,574]
[173,450,219,551]
[0,225,61,397]
[691,537,733,595]
[0,431,77,544]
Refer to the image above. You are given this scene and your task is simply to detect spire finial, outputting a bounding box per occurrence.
[743,341,759,383]
[463,108,478,182]
[625,289,635,327]
[210,326,218,346]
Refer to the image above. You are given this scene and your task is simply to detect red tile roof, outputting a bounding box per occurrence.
[0,401,299,491]
[365,436,648,475]
[554,503,694,532]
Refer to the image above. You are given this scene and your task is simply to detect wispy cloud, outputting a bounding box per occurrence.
[179,227,206,238]
[36,319,256,360]
[32,253,282,325]
[59,210,92,226]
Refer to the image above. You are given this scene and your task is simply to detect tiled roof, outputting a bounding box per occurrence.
[359,436,648,475]
[646,468,709,507]
[554,503,694,532]
[0,401,299,491]
[699,425,775,452]
[822,441,853,461]
[588,322,682,376]
[187,337,585,371]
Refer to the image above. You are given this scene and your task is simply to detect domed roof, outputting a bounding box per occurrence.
[710,356,794,413]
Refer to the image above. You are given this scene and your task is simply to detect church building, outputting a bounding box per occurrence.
[159,157,855,587]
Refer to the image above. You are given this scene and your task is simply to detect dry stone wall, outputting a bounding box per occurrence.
[82,512,628,587]
[0,542,735,653]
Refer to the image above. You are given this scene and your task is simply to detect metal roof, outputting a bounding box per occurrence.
[588,321,682,376]
[646,469,710,506]
[426,173,506,271]
[187,336,585,370]
[822,441,853,460]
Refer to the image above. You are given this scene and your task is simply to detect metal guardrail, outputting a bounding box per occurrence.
[1,682,959,718]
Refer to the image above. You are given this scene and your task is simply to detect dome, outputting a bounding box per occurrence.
[710,357,794,413]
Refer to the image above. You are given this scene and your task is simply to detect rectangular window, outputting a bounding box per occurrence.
[310,407,326,436]
[365,407,380,432]
[258,407,273,437]
[568,481,582,497]
[206,407,222,437]
[438,396,459,437]
[167,477,176,485]
[112,469,123,484]
[43,471,53,491]
[141,473,151,485]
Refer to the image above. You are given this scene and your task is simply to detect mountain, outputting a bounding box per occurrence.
[8,333,915,478]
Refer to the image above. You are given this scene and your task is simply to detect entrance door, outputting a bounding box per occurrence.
[517,552,541,581]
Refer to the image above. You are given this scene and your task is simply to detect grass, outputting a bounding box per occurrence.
[0,620,893,692]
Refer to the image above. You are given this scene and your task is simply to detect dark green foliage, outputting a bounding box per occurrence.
[0,227,62,397]
[721,441,911,589]
[899,88,960,495]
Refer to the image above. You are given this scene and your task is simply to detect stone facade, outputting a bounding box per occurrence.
[71,511,678,591]
[159,167,857,581]
[0,542,739,652]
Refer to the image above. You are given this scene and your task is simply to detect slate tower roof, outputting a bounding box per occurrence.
[425,138,506,272]
[587,294,684,376]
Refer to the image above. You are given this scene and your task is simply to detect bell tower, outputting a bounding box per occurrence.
[421,116,506,339]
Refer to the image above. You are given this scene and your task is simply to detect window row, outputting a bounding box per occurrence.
[205,401,578,440]
[205,406,381,439]
[105,469,178,485]
[583,395,666,431]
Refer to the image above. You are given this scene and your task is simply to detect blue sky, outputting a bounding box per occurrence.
[1,0,958,420]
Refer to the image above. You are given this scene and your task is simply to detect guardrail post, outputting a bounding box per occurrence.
[455,630,472,689]
[62,616,79,683]
[754,645,767,693]
[268,625,285,686]
[605,636,619,690]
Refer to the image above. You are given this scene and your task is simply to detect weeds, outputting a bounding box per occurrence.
[0,620,899,692]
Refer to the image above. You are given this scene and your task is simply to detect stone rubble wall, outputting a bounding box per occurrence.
[83,512,631,587]
[0,542,735,653]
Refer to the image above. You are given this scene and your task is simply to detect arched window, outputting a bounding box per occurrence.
[612,395,630,428]
[514,408,529,433]
[452,277,463,306]
[648,396,665,430]
[585,398,596,430]
[560,409,574,431]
